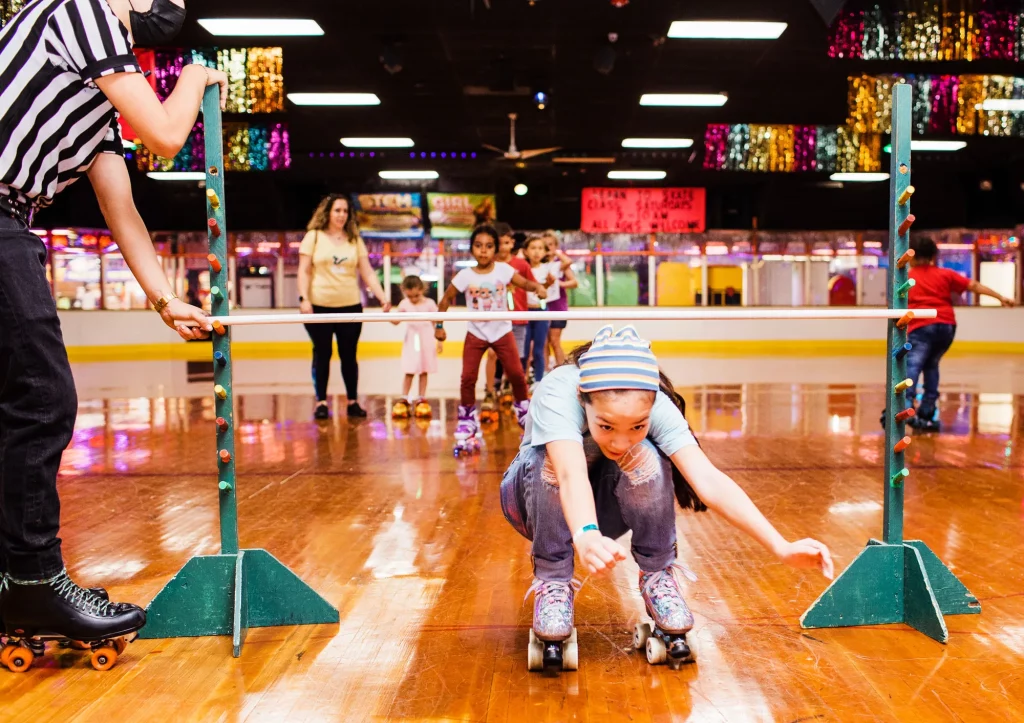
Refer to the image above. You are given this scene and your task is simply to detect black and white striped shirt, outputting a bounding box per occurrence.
[0,0,139,217]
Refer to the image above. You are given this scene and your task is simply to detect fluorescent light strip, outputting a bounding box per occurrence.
[883,140,966,152]
[379,170,439,180]
[640,93,727,107]
[288,93,380,106]
[608,170,667,180]
[147,172,206,181]
[668,21,787,39]
[341,137,414,148]
[552,157,617,164]
[198,19,324,36]
[982,98,1024,111]
[622,138,693,148]
[830,172,889,182]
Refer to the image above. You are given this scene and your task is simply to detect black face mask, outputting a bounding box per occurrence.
[129,0,186,46]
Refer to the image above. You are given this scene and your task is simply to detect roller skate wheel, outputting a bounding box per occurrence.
[91,646,118,671]
[527,631,544,672]
[646,636,667,665]
[7,647,34,673]
[633,622,652,650]
[562,641,579,671]
[1,644,17,667]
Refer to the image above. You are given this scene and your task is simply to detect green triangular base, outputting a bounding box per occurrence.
[800,540,976,644]
[139,549,339,657]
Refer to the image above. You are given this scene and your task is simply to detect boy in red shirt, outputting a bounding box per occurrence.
[902,237,1014,431]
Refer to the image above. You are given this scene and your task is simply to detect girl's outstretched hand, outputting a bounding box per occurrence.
[778,538,834,579]
[576,530,628,574]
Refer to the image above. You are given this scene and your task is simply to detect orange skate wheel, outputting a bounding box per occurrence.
[90,646,118,671]
[7,647,34,672]
[1,644,17,667]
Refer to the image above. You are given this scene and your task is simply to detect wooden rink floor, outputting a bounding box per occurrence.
[3,355,1024,722]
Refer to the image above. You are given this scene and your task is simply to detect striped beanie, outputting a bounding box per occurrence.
[578,325,660,393]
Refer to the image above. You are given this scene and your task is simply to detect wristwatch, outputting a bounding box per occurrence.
[435,322,444,329]
[152,293,178,313]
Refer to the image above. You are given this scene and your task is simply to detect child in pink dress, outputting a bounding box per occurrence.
[390,276,441,418]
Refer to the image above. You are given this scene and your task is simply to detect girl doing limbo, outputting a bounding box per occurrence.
[501,325,834,670]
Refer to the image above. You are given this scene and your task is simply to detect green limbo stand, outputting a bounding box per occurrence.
[139,88,339,656]
[800,83,980,643]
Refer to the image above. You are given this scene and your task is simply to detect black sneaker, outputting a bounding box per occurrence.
[314,402,330,420]
[347,402,367,418]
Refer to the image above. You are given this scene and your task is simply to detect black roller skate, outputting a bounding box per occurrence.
[0,570,145,672]
[634,565,697,667]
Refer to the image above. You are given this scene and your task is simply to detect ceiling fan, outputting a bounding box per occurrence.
[483,113,560,161]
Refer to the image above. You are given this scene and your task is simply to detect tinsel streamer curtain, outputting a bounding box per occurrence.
[830,0,1024,62]
[701,125,876,173]
[0,0,25,28]
[150,47,284,112]
[136,122,289,173]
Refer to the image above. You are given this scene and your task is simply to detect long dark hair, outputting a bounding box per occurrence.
[565,343,708,514]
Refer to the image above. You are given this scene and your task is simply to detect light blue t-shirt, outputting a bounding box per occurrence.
[521,365,698,455]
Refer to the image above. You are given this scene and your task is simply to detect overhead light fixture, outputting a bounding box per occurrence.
[287,93,380,106]
[514,183,528,196]
[553,156,616,164]
[608,170,667,180]
[622,138,693,148]
[147,172,206,181]
[341,137,414,147]
[379,170,439,180]
[534,90,549,109]
[197,18,324,36]
[982,98,1024,111]
[830,172,889,182]
[640,93,727,107]
[668,21,787,39]
[883,140,966,152]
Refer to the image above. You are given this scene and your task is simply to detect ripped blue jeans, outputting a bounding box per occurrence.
[499,437,677,582]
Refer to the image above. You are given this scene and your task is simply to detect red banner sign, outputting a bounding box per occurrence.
[580,187,706,234]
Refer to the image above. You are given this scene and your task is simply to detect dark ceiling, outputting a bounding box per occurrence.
[38,0,1024,233]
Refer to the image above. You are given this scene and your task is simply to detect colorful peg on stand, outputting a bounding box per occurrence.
[208,254,222,272]
[211,286,223,300]
[894,436,912,453]
[206,189,221,209]
[216,417,229,432]
[218,481,233,491]
[891,468,910,487]
[214,350,226,366]
[219,449,232,464]
[214,384,227,400]
[895,407,916,424]
[897,186,914,205]
[212,320,226,335]
[897,214,915,236]
[894,378,913,394]
[896,249,916,269]
[897,279,916,298]
[208,218,221,238]
[896,311,914,329]
[893,342,912,360]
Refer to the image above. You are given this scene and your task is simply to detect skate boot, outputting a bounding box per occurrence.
[513,399,530,429]
[525,578,581,671]
[413,398,432,419]
[453,405,481,457]
[1,582,108,649]
[499,379,514,408]
[1,570,145,672]
[314,401,330,420]
[391,398,411,419]
[480,390,499,425]
[913,406,941,433]
[634,564,697,666]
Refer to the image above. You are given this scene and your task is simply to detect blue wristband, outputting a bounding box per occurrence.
[573,523,599,542]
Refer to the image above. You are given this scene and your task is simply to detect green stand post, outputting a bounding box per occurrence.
[800,83,980,643]
[140,87,339,656]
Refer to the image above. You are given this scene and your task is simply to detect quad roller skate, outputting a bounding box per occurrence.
[453,404,481,457]
[525,579,581,672]
[413,398,432,419]
[391,397,411,420]
[0,571,145,672]
[908,406,941,433]
[498,380,514,408]
[633,565,697,667]
[480,390,499,425]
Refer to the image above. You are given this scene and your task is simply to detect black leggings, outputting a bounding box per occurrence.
[305,304,362,401]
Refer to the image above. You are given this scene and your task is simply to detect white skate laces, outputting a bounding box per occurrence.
[49,570,115,617]
[524,577,583,605]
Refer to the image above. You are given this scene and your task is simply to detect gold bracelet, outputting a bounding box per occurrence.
[153,293,178,313]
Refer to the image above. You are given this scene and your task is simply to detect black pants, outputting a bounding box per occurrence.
[0,213,75,579]
[304,304,362,401]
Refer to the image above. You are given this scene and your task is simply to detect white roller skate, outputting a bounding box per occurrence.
[453,404,481,457]
[525,578,581,672]
[633,564,698,666]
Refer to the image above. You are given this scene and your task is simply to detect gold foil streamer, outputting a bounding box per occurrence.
[219,48,251,114]
[247,47,284,113]
[224,123,251,171]
[848,74,903,134]
[956,74,984,135]
[980,75,1015,136]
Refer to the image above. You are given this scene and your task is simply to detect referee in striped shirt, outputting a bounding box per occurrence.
[0,0,227,645]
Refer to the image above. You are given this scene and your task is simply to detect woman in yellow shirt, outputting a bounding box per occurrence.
[299,195,391,419]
